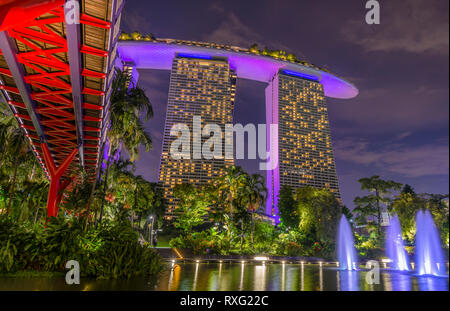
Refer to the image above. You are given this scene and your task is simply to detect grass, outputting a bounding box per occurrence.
[156,234,173,247]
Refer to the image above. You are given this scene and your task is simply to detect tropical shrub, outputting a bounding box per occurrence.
[0,215,162,279]
[170,231,219,255]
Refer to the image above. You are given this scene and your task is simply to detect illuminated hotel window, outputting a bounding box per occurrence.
[158,56,236,218]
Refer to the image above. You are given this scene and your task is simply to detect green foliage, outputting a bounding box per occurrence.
[353,175,402,239]
[389,193,422,242]
[422,194,449,247]
[354,232,383,259]
[108,67,153,161]
[170,231,217,255]
[0,215,162,279]
[278,185,298,229]
[296,187,340,243]
[341,205,353,223]
[273,230,305,257]
[401,184,415,195]
[172,183,209,234]
[119,32,156,41]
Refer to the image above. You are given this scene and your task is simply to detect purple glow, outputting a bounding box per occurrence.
[415,210,446,276]
[177,53,213,60]
[265,75,280,221]
[283,70,319,81]
[386,215,411,271]
[117,41,358,99]
[337,215,358,270]
[338,271,359,291]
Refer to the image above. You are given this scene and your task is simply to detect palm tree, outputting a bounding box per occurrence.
[98,68,153,224]
[4,127,29,214]
[241,173,267,249]
[0,112,16,168]
[216,165,247,239]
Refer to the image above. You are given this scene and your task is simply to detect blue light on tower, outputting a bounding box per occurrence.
[177,53,213,60]
[283,70,319,81]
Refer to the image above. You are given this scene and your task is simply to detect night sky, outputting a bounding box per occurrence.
[119,0,449,210]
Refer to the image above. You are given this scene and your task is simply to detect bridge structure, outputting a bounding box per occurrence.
[0,0,124,217]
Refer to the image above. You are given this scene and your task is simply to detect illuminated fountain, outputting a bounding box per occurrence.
[415,210,446,276]
[386,215,410,271]
[337,215,358,270]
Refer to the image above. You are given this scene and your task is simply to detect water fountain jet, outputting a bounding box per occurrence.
[415,210,446,276]
[386,215,410,271]
[337,215,358,270]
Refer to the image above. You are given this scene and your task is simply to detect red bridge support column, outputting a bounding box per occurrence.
[41,143,78,218]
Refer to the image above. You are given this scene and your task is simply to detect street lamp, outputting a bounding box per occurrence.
[148,215,155,247]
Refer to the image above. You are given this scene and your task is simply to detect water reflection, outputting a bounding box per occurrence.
[390,272,412,291]
[0,263,448,291]
[168,264,181,291]
[338,270,359,291]
[418,275,449,291]
[239,263,245,291]
[300,263,304,291]
[319,263,323,291]
[254,264,266,291]
[192,263,199,291]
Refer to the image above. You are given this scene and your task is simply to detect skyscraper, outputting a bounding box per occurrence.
[158,54,236,218]
[265,70,341,219]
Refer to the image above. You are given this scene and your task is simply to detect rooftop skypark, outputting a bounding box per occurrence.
[118,31,332,74]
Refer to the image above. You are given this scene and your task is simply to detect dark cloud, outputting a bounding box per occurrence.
[329,85,449,134]
[341,0,449,54]
[334,138,449,178]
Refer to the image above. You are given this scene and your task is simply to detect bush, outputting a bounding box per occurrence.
[0,215,162,279]
[170,231,219,255]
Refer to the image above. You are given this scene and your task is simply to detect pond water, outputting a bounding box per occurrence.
[0,263,448,291]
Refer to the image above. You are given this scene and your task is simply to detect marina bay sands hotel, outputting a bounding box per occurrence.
[116,38,358,220]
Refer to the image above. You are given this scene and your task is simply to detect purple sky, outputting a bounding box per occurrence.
[120,0,449,209]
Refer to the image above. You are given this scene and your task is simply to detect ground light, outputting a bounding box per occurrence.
[382,258,392,269]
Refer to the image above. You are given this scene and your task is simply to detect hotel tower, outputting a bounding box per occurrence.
[265,70,341,220]
[158,54,236,218]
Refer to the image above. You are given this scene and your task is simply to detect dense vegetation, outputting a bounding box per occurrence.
[0,68,163,279]
[167,165,342,259]
[167,169,448,260]
[1,63,448,274]
[0,215,161,279]
[352,177,449,258]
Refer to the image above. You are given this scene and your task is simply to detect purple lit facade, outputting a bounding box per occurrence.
[265,71,342,220]
[265,74,280,219]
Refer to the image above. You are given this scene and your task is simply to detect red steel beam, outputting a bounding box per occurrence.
[41,143,78,217]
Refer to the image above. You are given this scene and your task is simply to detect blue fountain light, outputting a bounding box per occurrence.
[415,210,446,276]
[386,215,411,271]
[337,215,358,270]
